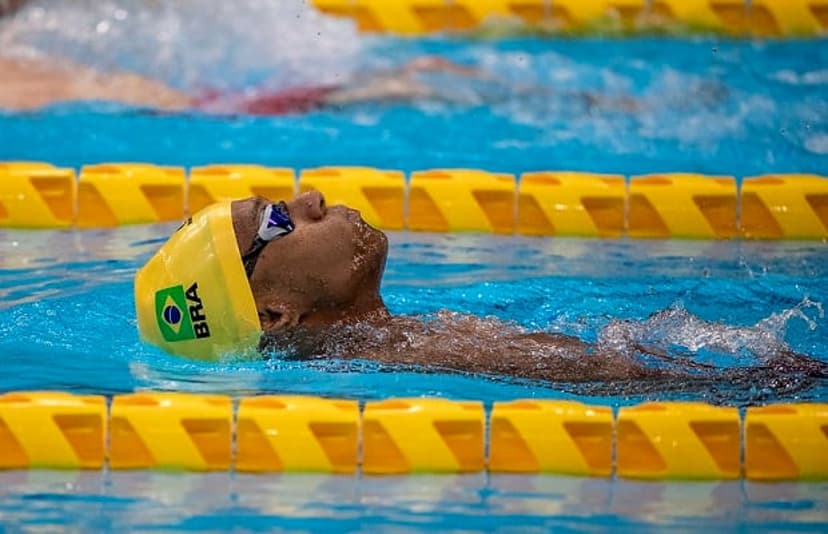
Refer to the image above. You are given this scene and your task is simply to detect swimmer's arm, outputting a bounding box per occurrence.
[324,75,435,105]
[0,55,192,111]
[324,56,493,106]
[81,69,193,111]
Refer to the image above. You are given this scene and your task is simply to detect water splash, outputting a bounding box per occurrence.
[0,0,364,90]
[757,296,824,334]
[598,297,824,364]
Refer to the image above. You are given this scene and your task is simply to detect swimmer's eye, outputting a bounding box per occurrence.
[257,201,294,241]
[242,201,295,278]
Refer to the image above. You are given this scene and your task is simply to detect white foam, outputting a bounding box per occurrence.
[597,297,824,365]
[0,0,364,90]
[771,69,828,86]
[804,133,828,155]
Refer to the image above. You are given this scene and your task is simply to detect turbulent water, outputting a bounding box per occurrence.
[1,0,827,175]
[1,5,826,534]
[0,0,364,90]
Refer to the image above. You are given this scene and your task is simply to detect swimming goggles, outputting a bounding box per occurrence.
[242,201,295,278]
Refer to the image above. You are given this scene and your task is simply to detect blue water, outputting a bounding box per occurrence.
[2,2,828,532]
[1,38,827,175]
[1,230,826,533]
[0,472,826,533]
[1,226,826,405]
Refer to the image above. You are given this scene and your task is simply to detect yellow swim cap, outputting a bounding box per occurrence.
[134,202,261,361]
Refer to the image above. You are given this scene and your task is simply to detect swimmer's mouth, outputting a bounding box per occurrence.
[346,207,387,248]
[345,207,361,223]
[335,205,384,237]
[361,213,386,237]
[346,207,378,230]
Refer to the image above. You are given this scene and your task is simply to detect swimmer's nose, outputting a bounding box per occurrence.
[291,190,327,222]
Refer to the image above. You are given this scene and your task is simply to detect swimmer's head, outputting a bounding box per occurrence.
[232,191,388,332]
[134,192,388,361]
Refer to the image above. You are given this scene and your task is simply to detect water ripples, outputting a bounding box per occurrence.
[2,228,824,405]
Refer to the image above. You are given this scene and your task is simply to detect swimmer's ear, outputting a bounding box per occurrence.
[258,303,300,331]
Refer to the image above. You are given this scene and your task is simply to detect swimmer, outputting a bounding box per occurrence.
[0,54,487,112]
[135,193,827,393]
[0,53,649,115]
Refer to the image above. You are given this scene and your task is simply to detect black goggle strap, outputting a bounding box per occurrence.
[242,237,268,278]
[242,202,295,278]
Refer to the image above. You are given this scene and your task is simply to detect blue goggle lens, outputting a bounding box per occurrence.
[258,202,295,242]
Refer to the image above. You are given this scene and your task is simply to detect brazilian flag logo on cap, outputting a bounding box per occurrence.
[155,285,195,342]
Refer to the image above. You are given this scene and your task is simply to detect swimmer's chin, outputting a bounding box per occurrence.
[345,206,388,251]
[361,218,389,256]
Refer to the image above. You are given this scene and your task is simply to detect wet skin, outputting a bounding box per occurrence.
[230,193,827,393]
[231,192,389,331]
[231,193,672,382]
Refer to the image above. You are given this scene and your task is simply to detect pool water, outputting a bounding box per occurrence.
[0,471,826,532]
[5,233,826,533]
[1,1,827,532]
[1,3,827,174]
[0,227,826,405]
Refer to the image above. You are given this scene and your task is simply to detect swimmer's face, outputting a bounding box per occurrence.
[231,192,388,331]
